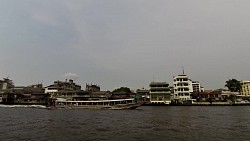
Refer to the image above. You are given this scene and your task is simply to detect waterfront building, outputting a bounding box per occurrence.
[0,78,15,103]
[0,77,14,90]
[192,81,203,92]
[109,92,132,100]
[173,74,193,101]
[72,91,111,101]
[84,84,111,100]
[45,79,81,97]
[204,90,213,93]
[14,84,44,93]
[136,88,150,101]
[85,84,100,92]
[191,89,240,102]
[0,82,50,105]
[1,92,51,105]
[201,87,205,92]
[240,80,250,96]
[149,82,171,104]
[88,91,112,100]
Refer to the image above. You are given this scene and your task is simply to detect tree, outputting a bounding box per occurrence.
[112,87,132,93]
[229,94,236,103]
[225,79,241,92]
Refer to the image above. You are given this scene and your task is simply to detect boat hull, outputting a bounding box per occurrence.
[55,104,141,110]
[54,99,141,110]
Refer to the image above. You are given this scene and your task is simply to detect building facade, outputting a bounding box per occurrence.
[192,81,202,92]
[173,74,193,101]
[45,79,81,96]
[149,82,171,104]
[0,78,14,90]
[85,84,100,92]
[136,89,150,101]
[191,89,239,102]
[240,80,250,96]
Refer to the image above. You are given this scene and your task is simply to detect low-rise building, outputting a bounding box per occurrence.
[149,82,171,104]
[45,79,81,97]
[109,92,132,100]
[1,93,51,105]
[0,82,50,105]
[85,84,100,92]
[89,91,111,100]
[0,77,14,90]
[136,89,150,101]
[191,89,240,102]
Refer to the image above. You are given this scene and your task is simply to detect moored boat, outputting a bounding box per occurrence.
[54,98,141,109]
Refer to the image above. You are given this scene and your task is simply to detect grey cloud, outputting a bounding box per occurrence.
[1,0,250,90]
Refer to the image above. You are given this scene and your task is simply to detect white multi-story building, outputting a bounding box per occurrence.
[149,82,171,104]
[173,74,193,101]
[192,81,202,92]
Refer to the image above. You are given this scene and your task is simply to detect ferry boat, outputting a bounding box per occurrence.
[55,98,141,110]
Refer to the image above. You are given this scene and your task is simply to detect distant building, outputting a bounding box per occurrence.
[173,74,193,101]
[192,81,202,92]
[173,74,205,101]
[149,82,171,104]
[240,80,250,96]
[203,90,213,93]
[0,80,50,105]
[45,79,81,96]
[201,87,205,92]
[0,77,14,90]
[136,88,150,101]
[0,78,15,103]
[191,89,240,102]
[65,90,113,101]
[14,84,44,94]
[88,91,111,100]
[85,84,100,92]
[109,92,132,100]
[169,86,174,94]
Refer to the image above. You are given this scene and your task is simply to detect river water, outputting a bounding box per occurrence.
[0,106,250,141]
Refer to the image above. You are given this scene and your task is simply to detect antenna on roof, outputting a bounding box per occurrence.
[182,66,185,74]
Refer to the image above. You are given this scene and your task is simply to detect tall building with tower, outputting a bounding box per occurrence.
[173,74,193,101]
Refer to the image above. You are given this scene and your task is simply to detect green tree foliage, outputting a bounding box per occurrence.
[112,87,132,93]
[225,79,241,92]
[229,94,236,103]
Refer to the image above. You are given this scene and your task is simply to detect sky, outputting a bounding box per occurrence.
[1,0,250,91]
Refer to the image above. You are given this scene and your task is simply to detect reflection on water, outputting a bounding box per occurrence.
[1,106,250,141]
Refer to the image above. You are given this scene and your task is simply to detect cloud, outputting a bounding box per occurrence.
[63,73,79,80]
[2,0,250,90]
[32,13,59,26]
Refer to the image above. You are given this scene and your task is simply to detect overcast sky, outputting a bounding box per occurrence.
[1,0,250,90]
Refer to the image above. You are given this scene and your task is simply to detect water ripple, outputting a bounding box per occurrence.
[1,106,250,141]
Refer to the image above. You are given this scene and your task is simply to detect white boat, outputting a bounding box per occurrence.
[55,98,141,110]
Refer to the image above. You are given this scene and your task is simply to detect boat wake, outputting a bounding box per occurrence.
[0,104,48,109]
